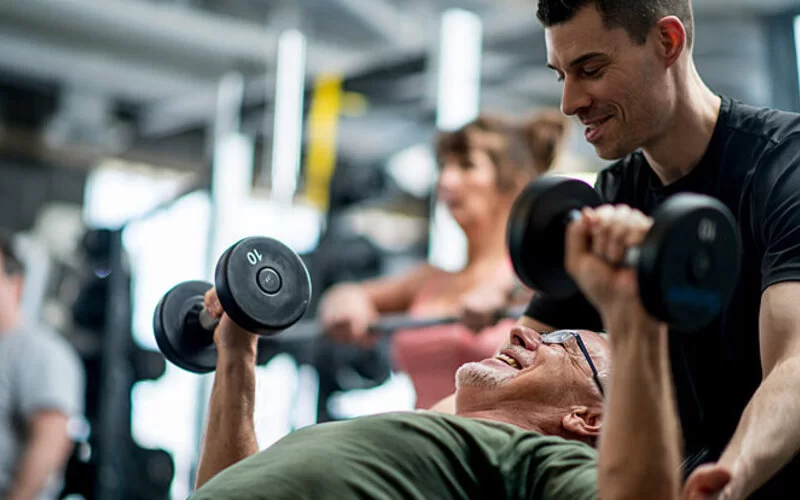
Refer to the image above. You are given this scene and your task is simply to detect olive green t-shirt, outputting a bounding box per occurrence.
[191,411,597,499]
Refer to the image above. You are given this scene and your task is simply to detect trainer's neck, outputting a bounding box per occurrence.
[641,66,722,186]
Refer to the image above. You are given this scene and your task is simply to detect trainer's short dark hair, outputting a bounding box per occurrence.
[0,230,24,276]
[537,0,694,48]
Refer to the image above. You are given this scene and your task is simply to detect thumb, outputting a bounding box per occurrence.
[684,464,732,500]
[696,464,731,493]
[204,288,223,318]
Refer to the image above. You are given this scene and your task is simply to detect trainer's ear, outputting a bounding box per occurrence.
[562,406,602,440]
[655,15,687,67]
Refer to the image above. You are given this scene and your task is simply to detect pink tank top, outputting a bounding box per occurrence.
[390,263,515,409]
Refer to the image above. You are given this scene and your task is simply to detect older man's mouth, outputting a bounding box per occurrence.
[495,352,520,369]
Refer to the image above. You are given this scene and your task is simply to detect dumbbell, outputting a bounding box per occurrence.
[506,176,741,330]
[153,236,311,373]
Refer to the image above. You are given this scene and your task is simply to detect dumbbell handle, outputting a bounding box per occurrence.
[198,308,220,332]
[565,209,641,268]
[180,303,219,345]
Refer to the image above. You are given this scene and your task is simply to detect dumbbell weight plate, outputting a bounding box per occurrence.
[153,280,218,374]
[638,194,741,331]
[507,176,603,297]
[215,237,311,336]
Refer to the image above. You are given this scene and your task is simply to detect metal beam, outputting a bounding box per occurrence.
[0,29,207,102]
[139,7,541,137]
[0,0,357,99]
[0,0,283,68]
[331,0,421,45]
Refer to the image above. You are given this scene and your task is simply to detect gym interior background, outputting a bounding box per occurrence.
[2,0,800,498]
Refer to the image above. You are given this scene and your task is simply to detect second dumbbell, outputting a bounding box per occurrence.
[507,176,741,330]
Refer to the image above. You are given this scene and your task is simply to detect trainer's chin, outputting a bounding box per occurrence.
[455,362,514,390]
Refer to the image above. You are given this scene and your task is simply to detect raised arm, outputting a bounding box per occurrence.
[564,205,684,500]
[194,291,260,490]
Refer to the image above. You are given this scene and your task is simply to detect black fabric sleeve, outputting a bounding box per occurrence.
[753,134,800,291]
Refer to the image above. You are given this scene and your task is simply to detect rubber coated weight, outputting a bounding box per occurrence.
[507,176,741,331]
[215,236,311,335]
[507,176,602,298]
[638,194,740,330]
[153,280,218,374]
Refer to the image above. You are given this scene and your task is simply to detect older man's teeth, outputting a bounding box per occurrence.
[496,353,520,369]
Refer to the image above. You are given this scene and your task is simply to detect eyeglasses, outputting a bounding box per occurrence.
[541,330,605,397]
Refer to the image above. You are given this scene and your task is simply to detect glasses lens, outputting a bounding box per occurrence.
[542,330,574,344]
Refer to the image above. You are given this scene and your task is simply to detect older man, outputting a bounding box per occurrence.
[191,311,607,499]
[184,212,720,500]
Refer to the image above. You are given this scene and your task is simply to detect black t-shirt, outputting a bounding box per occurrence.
[524,95,800,498]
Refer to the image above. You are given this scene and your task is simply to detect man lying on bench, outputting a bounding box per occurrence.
[189,210,729,500]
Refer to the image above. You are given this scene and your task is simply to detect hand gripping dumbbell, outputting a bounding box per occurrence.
[153,236,311,373]
[506,176,741,330]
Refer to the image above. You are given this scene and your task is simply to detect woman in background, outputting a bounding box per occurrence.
[320,111,570,409]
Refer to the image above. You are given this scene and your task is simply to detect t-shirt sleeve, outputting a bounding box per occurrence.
[17,334,85,420]
[753,135,800,290]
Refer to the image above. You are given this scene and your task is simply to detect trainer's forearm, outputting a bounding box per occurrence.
[195,351,259,490]
[718,355,800,498]
[598,318,681,500]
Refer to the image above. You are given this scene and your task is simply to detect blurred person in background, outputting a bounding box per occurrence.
[0,230,85,500]
[320,111,570,409]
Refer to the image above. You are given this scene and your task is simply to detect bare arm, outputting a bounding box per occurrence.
[598,317,681,500]
[717,282,800,497]
[564,206,682,500]
[195,346,258,489]
[320,264,438,345]
[322,264,437,314]
[195,290,261,490]
[6,411,74,500]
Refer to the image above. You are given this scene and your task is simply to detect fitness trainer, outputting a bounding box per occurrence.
[519,1,800,498]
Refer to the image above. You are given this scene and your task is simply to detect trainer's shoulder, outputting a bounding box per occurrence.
[727,98,800,147]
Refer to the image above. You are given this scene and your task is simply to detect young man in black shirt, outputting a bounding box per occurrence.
[525,1,800,498]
